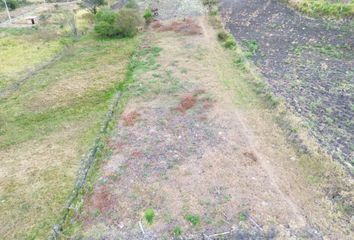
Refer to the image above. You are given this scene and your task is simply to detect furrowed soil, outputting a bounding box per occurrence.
[220,0,354,172]
[71,1,353,239]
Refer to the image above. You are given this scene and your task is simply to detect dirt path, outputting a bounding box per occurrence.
[71,5,353,239]
[220,0,354,172]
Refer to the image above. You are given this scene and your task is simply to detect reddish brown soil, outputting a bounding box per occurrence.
[122,111,141,126]
[86,185,116,214]
[153,18,203,35]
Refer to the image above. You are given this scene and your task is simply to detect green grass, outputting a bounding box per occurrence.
[291,0,354,18]
[173,226,182,236]
[0,28,64,91]
[144,208,155,224]
[242,40,259,59]
[0,32,139,239]
[185,214,200,226]
[291,43,351,59]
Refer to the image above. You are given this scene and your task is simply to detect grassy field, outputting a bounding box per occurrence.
[0,27,139,239]
[0,28,64,91]
[288,0,354,18]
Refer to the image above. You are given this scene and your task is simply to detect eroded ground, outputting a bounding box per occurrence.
[72,6,353,239]
[220,0,354,171]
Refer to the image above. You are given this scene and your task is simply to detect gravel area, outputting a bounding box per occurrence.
[220,0,354,171]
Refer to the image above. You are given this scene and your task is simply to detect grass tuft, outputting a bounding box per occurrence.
[185,214,200,226]
[144,208,155,224]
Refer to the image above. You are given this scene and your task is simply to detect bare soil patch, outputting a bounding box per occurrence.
[220,0,354,171]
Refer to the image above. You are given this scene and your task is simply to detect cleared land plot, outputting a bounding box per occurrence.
[69,16,353,239]
[220,0,354,172]
[0,32,138,239]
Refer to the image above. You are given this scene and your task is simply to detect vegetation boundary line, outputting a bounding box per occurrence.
[47,42,139,238]
[48,89,123,239]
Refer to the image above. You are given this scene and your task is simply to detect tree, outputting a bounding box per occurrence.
[81,0,105,14]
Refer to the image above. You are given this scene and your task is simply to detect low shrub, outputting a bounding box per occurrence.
[94,8,141,38]
[116,8,141,37]
[217,31,228,41]
[94,9,117,37]
[143,9,153,24]
[223,37,236,49]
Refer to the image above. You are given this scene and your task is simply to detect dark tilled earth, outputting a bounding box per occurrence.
[220,0,354,171]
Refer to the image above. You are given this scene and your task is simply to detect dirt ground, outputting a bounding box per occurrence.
[220,0,354,172]
[72,2,353,238]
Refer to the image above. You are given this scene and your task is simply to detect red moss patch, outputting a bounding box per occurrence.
[177,94,197,113]
[87,185,116,214]
[154,18,202,35]
[131,150,143,158]
[122,111,141,126]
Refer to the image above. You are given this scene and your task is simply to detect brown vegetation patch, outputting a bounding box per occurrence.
[177,94,197,113]
[87,185,116,214]
[131,150,143,158]
[243,151,258,162]
[154,18,203,35]
[151,20,163,29]
[175,90,208,113]
[122,111,141,126]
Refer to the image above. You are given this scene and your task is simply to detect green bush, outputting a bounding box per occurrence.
[116,8,141,37]
[94,9,117,37]
[94,8,141,38]
[217,31,228,41]
[223,37,236,49]
[143,9,153,24]
[144,208,155,224]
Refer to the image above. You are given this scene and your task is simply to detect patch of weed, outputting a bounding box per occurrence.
[242,40,259,58]
[239,211,249,222]
[144,208,155,224]
[173,226,182,236]
[185,214,200,226]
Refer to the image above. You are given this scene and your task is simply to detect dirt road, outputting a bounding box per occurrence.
[70,2,353,239]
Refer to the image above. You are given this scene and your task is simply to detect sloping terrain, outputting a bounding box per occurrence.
[0,33,138,239]
[69,1,353,239]
[220,0,354,171]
